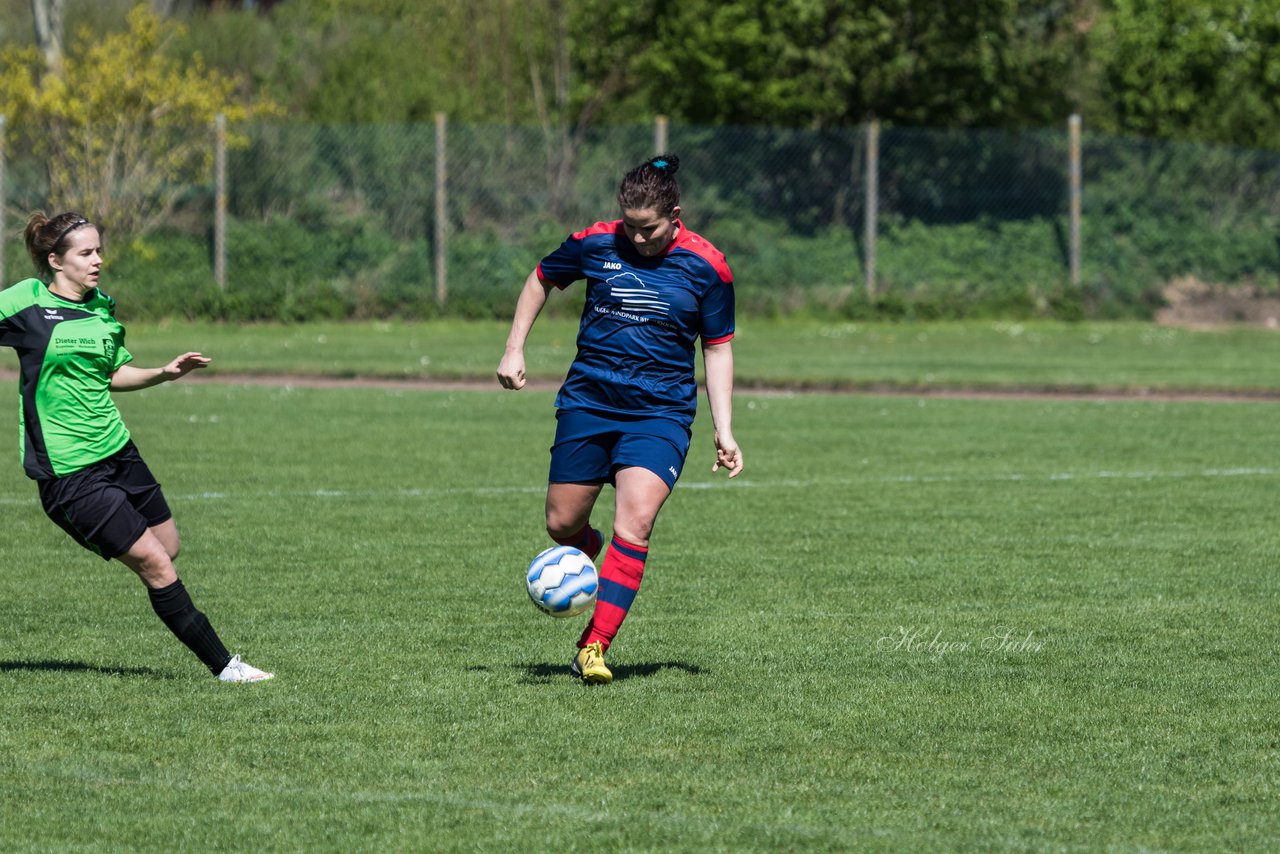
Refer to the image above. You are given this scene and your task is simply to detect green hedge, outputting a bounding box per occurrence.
[14,208,1273,324]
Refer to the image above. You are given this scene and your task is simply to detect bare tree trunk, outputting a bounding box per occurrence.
[527,0,629,219]
[31,0,64,73]
[531,0,582,219]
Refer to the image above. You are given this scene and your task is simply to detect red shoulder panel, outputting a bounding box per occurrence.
[671,225,732,283]
[571,220,624,240]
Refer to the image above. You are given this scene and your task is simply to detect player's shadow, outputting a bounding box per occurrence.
[0,659,161,678]
[501,660,708,684]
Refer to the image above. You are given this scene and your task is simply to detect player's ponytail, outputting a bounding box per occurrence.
[618,153,682,217]
[24,211,92,279]
[647,155,680,176]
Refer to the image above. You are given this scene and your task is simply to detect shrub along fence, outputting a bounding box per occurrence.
[1,115,1278,322]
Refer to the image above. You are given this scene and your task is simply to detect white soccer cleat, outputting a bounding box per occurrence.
[217,654,274,683]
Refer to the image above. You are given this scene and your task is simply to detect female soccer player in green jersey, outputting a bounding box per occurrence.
[0,211,272,683]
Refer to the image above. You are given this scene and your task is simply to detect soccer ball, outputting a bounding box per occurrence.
[526,546,598,618]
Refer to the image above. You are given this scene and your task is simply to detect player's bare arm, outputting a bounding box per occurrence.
[111,352,211,391]
[497,271,554,390]
[703,340,743,477]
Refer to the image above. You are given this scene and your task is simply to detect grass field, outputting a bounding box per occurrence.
[1,320,1278,851]
[117,317,1280,392]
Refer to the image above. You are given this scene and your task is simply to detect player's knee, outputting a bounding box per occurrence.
[150,521,181,562]
[611,521,652,548]
[544,508,581,539]
[545,518,577,540]
[122,540,177,587]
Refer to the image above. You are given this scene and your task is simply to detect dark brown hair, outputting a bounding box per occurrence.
[617,154,681,217]
[24,211,94,279]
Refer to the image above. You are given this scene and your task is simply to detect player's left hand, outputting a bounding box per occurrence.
[712,430,743,478]
[162,352,212,380]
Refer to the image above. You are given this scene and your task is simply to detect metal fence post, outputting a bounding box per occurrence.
[435,112,448,307]
[214,113,227,290]
[1069,113,1082,287]
[864,119,880,298]
[655,115,668,154]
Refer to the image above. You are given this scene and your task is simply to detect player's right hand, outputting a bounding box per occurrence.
[496,352,527,390]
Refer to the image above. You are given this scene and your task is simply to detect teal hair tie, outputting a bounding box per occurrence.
[652,159,668,169]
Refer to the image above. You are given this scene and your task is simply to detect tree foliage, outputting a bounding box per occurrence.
[5,0,1279,150]
[1086,0,1280,148]
[571,0,1085,130]
[167,0,573,126]
[165,0,1092,133]
[0,4,276,235]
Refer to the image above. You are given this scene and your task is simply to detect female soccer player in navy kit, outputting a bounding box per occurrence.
[0,211,272,683]
[497,155,743,684]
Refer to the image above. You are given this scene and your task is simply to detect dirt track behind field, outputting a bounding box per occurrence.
[0,368,1277,403]
[126,371,1280,403]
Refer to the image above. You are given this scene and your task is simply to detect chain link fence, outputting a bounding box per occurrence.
[2,117,1278,321]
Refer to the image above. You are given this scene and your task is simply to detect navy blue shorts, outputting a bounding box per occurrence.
[549,410,692,491]
[37,440,172,561]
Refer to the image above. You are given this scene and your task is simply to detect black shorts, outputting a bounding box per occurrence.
[37,440,173,561]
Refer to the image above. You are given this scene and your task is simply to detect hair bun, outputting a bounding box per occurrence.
[649,154,680,175]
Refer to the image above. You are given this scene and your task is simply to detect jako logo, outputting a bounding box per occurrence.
[603,261,622,270]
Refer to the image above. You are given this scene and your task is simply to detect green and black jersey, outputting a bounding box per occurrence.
[0,278,133,479]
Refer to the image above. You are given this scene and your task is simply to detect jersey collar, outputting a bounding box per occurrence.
[44,283,96,304]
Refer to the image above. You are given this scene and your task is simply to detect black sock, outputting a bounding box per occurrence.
[147,578,232,675]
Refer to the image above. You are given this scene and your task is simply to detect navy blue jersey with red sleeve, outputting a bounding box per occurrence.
[536,219,734,427]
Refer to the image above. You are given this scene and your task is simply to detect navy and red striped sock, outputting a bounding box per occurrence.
[578,535,648,651]
[551,522,603,561]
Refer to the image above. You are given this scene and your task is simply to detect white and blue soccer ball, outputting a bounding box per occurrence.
[526,546,598,618]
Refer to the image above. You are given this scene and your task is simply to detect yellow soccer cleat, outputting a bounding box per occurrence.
[571,641,613,685]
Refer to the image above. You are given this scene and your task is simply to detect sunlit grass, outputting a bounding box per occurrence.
[0,382,1276,850]
[100,317,1280,394]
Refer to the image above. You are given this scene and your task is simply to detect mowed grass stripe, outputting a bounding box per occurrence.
[106,317,1280,392]
[0,384,1276,851]
[0,463,1276,513]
